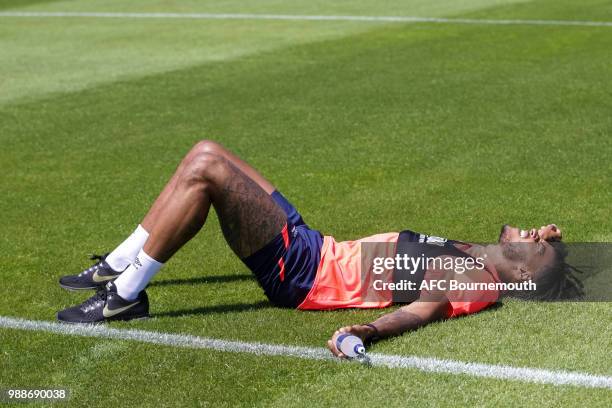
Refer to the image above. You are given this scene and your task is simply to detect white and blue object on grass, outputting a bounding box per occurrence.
[336,333,368,362]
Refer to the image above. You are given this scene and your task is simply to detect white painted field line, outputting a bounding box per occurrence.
[0,11,612,28]
[1,316,611,389]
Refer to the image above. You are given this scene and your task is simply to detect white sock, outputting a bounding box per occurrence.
[114,249,163,301]
[105,224,150,272]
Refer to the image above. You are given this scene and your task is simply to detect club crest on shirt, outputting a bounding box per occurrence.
[418,234,448,246]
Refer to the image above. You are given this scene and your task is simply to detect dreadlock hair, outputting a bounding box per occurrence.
[510,241,584,301]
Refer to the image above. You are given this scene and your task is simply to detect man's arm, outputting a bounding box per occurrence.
[327,299,449,358]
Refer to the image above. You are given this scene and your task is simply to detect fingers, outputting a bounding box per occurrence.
[328,329,348,358]
[551,224,562,239]
[538,224,562,241]
[327,325,362,358]
[327,340,346,358]
[327,339,336,355]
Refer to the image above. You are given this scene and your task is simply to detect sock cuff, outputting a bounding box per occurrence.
[136,249,164,267]
[135,224,150,239]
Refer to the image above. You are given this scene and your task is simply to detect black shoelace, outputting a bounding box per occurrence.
[89,253,109,261]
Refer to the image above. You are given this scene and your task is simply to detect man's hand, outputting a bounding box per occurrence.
[327,300,449,358]
[538,224,562,241]
[327,325,376,358]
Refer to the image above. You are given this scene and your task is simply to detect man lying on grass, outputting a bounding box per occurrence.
[57,140,577,358]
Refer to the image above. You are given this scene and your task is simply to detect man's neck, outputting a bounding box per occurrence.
[462,243,508,282]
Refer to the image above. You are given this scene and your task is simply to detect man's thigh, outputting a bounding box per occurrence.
[213,159,286,259]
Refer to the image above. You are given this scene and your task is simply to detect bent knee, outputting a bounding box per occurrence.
[191,139,228,157]
[181,151,230,185]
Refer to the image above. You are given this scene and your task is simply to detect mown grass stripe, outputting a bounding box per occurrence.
[1,11,612,27]
[1,316,611,389]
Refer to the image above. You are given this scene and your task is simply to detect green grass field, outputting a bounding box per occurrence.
[1,0,611,406]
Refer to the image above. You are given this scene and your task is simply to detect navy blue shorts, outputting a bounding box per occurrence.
[242,191,323,308]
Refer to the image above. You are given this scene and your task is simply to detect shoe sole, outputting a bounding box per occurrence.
[59,281,118,291]
[56,313,150,325]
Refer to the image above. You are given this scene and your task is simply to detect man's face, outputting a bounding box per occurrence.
[498,224,562,244]
[496,224,560,283]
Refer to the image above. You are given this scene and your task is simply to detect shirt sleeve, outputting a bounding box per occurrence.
[445,300,497,318]
[421,264,500,319]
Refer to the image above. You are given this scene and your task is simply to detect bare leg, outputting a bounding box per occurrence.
[142,143,285,262]
[141,140,275,232]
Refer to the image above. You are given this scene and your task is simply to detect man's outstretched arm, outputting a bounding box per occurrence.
[327,299,449,358]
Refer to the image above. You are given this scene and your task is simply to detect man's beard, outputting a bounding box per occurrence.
[501,242,526,261]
